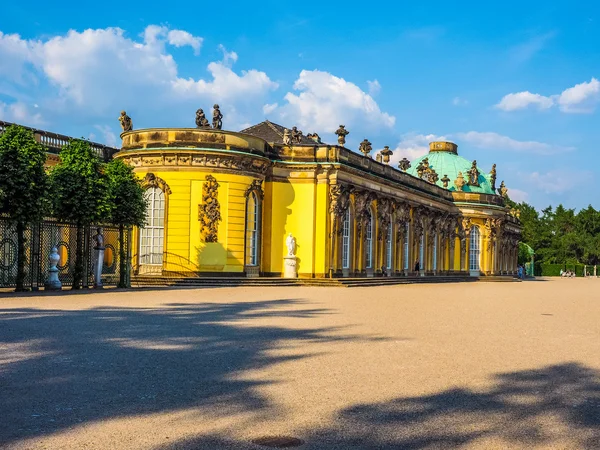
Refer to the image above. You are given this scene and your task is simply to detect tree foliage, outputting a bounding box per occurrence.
[49,140,112,289]
[0,125,48,291]
[105,158,147,287]
[515,201,600,266]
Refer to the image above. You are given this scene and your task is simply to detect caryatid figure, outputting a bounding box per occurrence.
[212,104,223,129]
[335,125,349,146]
[118,111,132,132]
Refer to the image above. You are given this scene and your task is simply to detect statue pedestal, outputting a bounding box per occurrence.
[93,247,105,289]
[45,246,62,291]
[283,256,298,278]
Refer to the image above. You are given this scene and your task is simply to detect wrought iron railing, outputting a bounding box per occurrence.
[0,120,119,162]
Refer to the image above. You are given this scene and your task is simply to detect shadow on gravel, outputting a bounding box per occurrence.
[0,299,380,447]
[155,363,600,450]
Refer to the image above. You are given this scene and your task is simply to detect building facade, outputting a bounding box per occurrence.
[114,121,521,278]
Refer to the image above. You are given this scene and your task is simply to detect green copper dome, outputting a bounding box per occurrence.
[405,141,496,194]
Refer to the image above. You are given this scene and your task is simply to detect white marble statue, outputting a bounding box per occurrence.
[286,233,296,256]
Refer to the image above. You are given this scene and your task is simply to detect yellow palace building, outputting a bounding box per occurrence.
[114,118,521,279]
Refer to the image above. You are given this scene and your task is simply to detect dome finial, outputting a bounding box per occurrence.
[429,141,458,154]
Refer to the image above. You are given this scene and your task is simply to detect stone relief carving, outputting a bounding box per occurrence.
[354,190,374,232]
[119,111,132,132]
[244,179,264,200]
[195,109,210,128]
[198,175,221,243]
[141,173,172,194]
[329,184,351,219]
[212,104,223,130]
[335,125,349,146]
[377,198,394,241]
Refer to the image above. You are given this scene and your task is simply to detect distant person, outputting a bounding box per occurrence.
[414,259,420,273]
[560,269,564,277]
[517,265,524,279]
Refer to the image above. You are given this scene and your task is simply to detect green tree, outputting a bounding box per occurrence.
[0,125,48,291]
[105,159,147,288]
[49,140,112,289]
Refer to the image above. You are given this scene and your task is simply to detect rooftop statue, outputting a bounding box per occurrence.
[416,158,429,178]
[118,111,132,132]
[454,171,465,191]
[283,128,291,145]
[212,104,223,130]
[195,108,210,128]
[376,153,382,163]
[359,139,372,157]
[490,163,497,191]
[291,126,303,144]
[379,146,393,164]
[307,133,321,143]
[467,160,480,186]
[398,158,411,171]
[441,174,450,188]
[335,125,349,146]
[499,180,508,198]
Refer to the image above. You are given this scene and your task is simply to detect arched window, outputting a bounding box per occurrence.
[403,222,409,270]
[342,208,351,269]
[386,217,393,270]
[419,233,424,270]
[433,232,438,271]
[140,187,165,265]
[469,226,481,272]
[245,192,260,266]
[365,210,374,269]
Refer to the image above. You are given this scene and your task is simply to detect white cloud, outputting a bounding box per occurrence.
[557,78,600,113]
[452,97,468,106]
[0,101,44,126]
[262,102,278,115]
[167,30,203,55]
[528,170,592,194]
[93,124,118,147]
[367,79,381,96]
[0,25,278,133]
[507,188,529,203]
[273,70,395,134]
[495,78,600,113]
[456,131,573,155]
[495,91,554,111]
[390,133,446,166]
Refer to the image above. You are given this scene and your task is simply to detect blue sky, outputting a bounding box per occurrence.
[1,0,599,209]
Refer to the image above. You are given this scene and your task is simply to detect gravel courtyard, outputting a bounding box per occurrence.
[1,278,599,449]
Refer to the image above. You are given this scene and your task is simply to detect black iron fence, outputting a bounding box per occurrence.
[0,216,131,289]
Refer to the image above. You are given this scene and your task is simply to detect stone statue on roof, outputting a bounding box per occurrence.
[291,126,303,144]
[118,111,132,132]
[195,109,210,128]
[283,128,291,145]
[212,104,223,130]
[441,174,450,188]
[359,139,372,157]
[499,180,508,198]
[335,125,349,146]
[467,160,480,186]
[398,158,411,171]
[307,133,321,144]
[379,146,393,164]
[490,163,497,191]
[454,172,465,191]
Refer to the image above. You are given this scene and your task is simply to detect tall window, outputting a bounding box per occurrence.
[419,234,424,269]
[245,192,260,266]
[342,209,351,269]
[386,218,393,270]
[365,211,374,269]
[140,187,165,265]
[403,222,409,270]
[432,232,438,271]
[469,226,480,271]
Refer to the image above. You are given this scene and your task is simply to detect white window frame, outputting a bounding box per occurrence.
[342,209,351,269]
[386,217,393,270]
[140,187,165,265]
[246,192,259,266]
[365,211,374,269]
[469,226,481,271]
[403,222,409,270]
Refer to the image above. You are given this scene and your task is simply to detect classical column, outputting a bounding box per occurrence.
[449,236,456,273]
